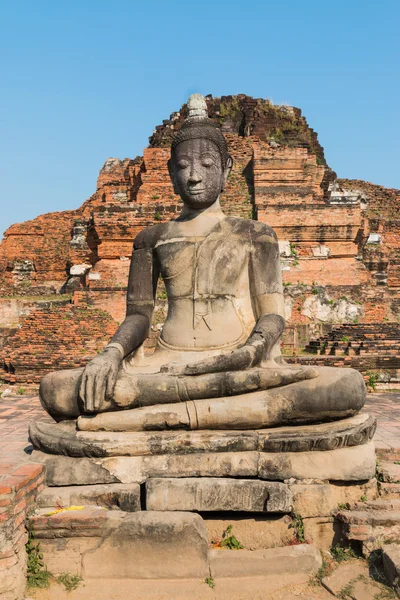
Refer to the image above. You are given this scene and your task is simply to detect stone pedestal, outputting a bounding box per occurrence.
[28,412,378,583]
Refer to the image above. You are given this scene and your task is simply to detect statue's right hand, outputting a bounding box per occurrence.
[79,348,121,413]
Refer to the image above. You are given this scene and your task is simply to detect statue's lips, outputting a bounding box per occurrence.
[187,188,205,195]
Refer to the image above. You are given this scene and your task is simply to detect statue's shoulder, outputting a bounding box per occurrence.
[133,223,170,250]
[225,217,278,242]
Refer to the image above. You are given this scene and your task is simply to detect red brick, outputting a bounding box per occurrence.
[12,464,43,479]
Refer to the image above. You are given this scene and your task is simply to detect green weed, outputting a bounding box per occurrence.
[366,371,380,392]
[330,544,357,562]
[56,573,83,592]
[290,512,306,544]
[220,524,243,550]
[26,530,52,589]
[205,576,215,589]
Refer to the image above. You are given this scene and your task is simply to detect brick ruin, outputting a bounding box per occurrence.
[0,94,399,385]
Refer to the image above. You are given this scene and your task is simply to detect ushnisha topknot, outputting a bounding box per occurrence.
[171,94,230,168]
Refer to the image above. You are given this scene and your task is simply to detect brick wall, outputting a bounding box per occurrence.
[0,462,44,600]
[2,305,118,384]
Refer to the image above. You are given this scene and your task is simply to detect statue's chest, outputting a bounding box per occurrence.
[155,237,249,297]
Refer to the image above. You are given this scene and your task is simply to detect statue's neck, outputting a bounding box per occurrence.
[179,198,225,222]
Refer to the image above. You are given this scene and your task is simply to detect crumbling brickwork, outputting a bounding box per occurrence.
[3,306,118,384]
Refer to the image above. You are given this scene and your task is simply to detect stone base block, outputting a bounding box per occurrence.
[146,478,292,513]
[31,508,209,579]
[209,544,322,578]
[32,440,376,486]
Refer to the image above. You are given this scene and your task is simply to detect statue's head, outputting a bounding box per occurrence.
[168,94,233,209]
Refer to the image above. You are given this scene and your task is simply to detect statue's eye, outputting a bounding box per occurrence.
[201,157,214,167]
[177,160,189,170]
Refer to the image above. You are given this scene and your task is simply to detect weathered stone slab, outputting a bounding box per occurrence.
[210,544,322,578]
[146,478,292,513]
[32,450,259,486]
[29,413,376,458]
[37,483,141,512]
[259,441,376,481]
[321,559,371,596]
[349,578,387,600]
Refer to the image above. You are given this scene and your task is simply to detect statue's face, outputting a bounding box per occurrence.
[169,138,232,209]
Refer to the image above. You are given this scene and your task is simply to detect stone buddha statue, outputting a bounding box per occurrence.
[35,95,366,439]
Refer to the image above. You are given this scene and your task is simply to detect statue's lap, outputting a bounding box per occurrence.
[39,363,366,425]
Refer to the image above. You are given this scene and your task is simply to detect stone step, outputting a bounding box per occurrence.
[321,558,378,598]
[14,573,328,599]
[351,499,400,511]
[375,447,400,462]
[209,544,321,578]
[378,461,400,483]
[336,503,400,553]
[379,483,400,499]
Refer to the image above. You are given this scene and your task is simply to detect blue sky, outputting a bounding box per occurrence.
[0,0,399,237]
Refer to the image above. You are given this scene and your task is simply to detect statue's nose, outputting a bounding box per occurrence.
[188,170,202,185]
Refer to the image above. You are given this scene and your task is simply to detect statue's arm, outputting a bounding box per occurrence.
[107,241,159,357]
[79,233,159,411]
[243,224,286,366]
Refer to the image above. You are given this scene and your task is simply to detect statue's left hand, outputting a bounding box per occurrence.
[161,342,263,376]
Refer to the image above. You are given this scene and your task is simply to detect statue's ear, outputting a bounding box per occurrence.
[167,159,178,194]
[222,156,233,190]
